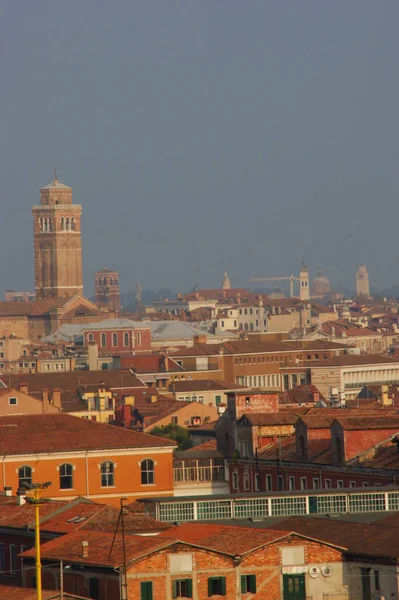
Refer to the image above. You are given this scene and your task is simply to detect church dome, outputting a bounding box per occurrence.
[311,270,331,296]
[269,287,285,299]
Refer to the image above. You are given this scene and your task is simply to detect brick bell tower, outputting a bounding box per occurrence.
[33,170,83,299]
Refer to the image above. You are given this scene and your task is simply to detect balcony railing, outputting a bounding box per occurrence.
[174,465,225,484]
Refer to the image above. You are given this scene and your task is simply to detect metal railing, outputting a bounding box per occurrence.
[173,465,225,483]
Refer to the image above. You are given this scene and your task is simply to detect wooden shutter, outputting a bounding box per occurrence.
[172,580,177,599]
[140,582,153,600]
[186,578,193,598]
[208,578,214,597]
[249,575,256,593]
[141,581,153,600]
[241,575,246,593]
[220,577,226,595]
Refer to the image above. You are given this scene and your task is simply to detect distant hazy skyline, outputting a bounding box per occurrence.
[1,1,398,297]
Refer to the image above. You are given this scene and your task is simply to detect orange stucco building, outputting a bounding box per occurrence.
[0,413,176,507]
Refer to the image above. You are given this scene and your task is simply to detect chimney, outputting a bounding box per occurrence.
[42,388,49,405]
[52,389,61,409]
[16,490,26,506]
[82,541,89,558]
[88,341,99,371]
[19,383,28,395]
[4,486,12,497]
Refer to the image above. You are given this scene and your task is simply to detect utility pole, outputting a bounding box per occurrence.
[25,481,52,600]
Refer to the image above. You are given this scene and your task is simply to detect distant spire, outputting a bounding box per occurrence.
[53,165,58,182]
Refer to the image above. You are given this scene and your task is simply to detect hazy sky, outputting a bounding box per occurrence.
[1,1,398,297]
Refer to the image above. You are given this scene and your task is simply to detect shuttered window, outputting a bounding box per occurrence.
[241,575,256,593]
[208,577,226,596]
[140,581,153,600]
[172,579,193,598]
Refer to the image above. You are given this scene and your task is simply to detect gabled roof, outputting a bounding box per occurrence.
[0,413,175,455]
[21,530,175,568]
[333,416,399,431]
[238,413,298,426]
[0,370,147,393]
[159,522,344,557]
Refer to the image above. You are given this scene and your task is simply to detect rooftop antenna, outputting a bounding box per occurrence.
[54,165,58,181]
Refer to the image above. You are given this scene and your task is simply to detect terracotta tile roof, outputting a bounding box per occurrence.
[21,531,175,567]
[171,379,241,393]
[311,354,399,368]
[0,413,175,455]
[0,500,66,528]
[171,338,348,358]
[184,439,217,452]
[258,436,298,461]
[334,416,399,431]
[299,415,336,429]
[279,385,326,406]
[78,504,172,533]
[0,587,80,600]
[268,516,399,559]
[239,412,298,426]
[159,523,333,556]
[0,370,146,393]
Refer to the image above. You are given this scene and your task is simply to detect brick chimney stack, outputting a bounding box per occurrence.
[52,389,61,409]
[19,383,28,394]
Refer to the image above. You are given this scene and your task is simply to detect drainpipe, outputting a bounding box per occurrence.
[2,455,6,488]
[85,451,90,497]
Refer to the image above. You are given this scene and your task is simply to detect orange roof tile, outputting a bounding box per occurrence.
[0,413,175,455]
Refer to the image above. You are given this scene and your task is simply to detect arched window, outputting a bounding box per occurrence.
[112,332,118,347]
[65,217,70,231]
[88,333,94,343]
[60,217,65,231]
[123,332,129,347]
[71,217,75,231]
[59,463,73,489]
[39,217,43,231]
[103,277,107,286]
[250,322,254,331]
[244,323,249,331]
[101,461,114,487]
[141,459,154,485]
[48,218,52,232]
[100,333,106,347]
[18,466,32,489]
[136,331,142,346]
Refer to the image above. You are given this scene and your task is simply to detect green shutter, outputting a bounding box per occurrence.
[241,575,246,594]
[220,577,226,596]
[249,575,256,593]
[172,580,177,599]
[140,581,153,600]
[208,578,214,597]
[186,578,193,598]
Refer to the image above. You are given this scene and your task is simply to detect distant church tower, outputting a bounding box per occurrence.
[299,262,310,301]
[33,171,83,299]
[222,271,231,290]
[95,268,120,313]
[356,265,370,297]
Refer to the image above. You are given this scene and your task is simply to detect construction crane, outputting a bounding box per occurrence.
[249,275,299,298]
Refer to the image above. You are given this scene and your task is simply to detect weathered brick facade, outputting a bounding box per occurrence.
[33,173,83,299]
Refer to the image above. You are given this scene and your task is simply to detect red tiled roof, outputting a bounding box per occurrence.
[184,439,217,452]
[159,522,339,556]
[171,379,241,393]
[311,354,399,368]
[0,413,175,455]
[21,531,175,567]
[0,587,81,600]
[0,370,146,393]
[239,413,298,426]
[334,416,399,431]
